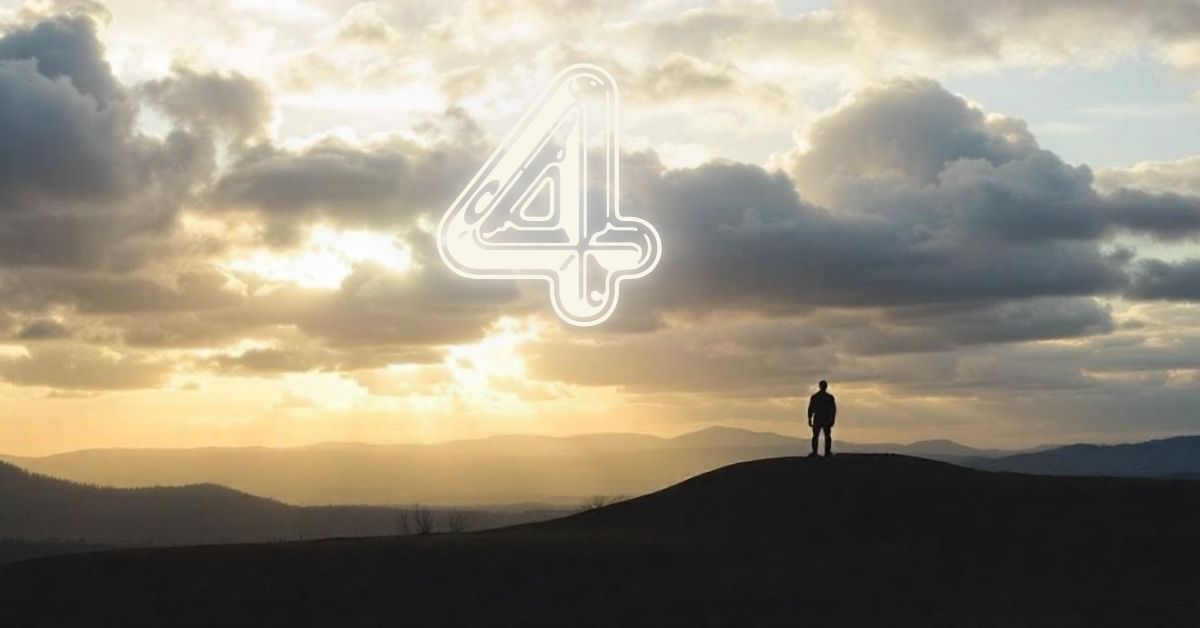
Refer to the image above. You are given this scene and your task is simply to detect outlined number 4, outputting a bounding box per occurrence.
[437,64,662,327]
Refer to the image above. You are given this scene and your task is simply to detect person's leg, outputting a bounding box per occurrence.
[811,425,820,456]
[823,425,833,455]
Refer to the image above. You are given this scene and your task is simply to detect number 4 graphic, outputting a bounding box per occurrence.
[437,64,662,327]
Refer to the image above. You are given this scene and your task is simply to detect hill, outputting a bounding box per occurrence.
[0,461,563,559]
[0,539,110,566]
[3,455,1199,626]
[973,435,1200,478]
[0,427,1012,505]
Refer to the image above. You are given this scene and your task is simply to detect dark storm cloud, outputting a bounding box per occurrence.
[0,14,214,269]
[842,298,1114,355]
[141,65,274,144]
[627,156,1125,312]
[0,40,130,201]
[1127,259,1200,301]
[609,78,1200,320]
[1105,189,1200,240]
[0,14,121,102]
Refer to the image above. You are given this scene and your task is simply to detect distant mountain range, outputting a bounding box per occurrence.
[970,435,1200,478]
[0,461,565,564]
[0,427,1034,506]
[2,428,1196,507]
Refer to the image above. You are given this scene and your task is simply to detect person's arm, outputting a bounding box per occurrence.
[830,396,837,425]
[807,396,814,427]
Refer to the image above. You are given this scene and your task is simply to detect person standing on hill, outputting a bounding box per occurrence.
[808,380,837,457]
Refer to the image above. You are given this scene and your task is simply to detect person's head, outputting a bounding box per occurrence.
[818,380,828,391]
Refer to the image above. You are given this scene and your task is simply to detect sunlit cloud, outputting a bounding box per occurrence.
[224,226,412,289]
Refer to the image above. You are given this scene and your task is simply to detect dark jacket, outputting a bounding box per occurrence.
[808,391,837,427]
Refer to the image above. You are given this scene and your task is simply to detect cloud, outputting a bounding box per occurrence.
[1097,158,1200,196]
[1105,188,1200,241]
[0,267,240,314]
[0,14,213,269]
[438,64,490,100]
[528,317,835,396]
[0,32,131,202]
[208,344,433,375]
[1127,258,1200,301]
[602,0,1200,82]
[529,296,1115,396]
[331,1,401,47]
[839,0,1200,68]
[611,3,850,65]
[0,8,523,372]
[628,160,1122,314]
[519,76,1200,401]
[555,49,792,111]
[784,78,1035,203]
[210,109,484,245]
[841,298,1114,355]
[791,77,1200,235]
[0,13,120,101]
[779,77,1198,248]
[15,318,71,340]
[141,65,274,144]
[0,344,170,390]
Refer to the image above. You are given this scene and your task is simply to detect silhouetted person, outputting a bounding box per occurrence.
[808,380,836,457]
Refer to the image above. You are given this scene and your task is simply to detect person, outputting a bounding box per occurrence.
[807,380,836,457]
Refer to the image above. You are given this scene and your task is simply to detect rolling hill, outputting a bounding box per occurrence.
[0,461,564,562]
[0,427,1016,505]
[4,455,1199,626]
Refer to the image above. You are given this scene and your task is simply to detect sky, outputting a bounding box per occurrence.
[1,0,1200,455]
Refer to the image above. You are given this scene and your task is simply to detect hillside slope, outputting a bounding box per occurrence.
[0,462,562,553]
[3,455,1199,627]
[0,460,399,546]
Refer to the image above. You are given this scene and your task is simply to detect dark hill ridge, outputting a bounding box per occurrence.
[3,455,1199,627]
[0,460,397,546]
[0,461,564,555]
